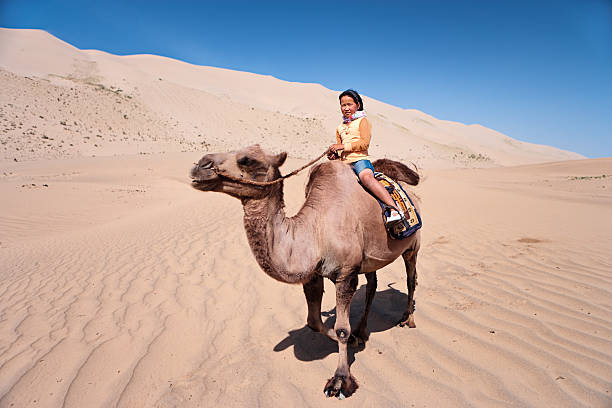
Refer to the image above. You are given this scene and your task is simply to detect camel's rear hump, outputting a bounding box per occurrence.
[372,159,420,186]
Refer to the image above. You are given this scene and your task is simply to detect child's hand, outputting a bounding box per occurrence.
[327,144,343,160]
[328,143,344,153]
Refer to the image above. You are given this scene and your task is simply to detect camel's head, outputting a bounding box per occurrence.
[190,144,287,199]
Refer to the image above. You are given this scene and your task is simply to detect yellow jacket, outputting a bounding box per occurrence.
[335,117,372,163]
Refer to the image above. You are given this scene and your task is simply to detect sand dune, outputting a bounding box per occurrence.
[1,28,583,168]
[0,28,610,407]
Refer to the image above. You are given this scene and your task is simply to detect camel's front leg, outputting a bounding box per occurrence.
[303,275,336,340]
[352,271,377,347]
[324,273,358,399]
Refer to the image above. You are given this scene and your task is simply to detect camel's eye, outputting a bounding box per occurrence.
[237,156,255,167]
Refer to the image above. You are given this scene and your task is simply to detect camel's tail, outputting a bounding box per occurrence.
[372,159,420,186]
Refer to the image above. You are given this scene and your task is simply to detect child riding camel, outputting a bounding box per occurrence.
[328,89,403,224]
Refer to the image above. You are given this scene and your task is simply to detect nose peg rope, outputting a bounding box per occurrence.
[212,150,329,187]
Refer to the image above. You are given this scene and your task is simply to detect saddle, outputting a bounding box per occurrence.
[374,172,422,240]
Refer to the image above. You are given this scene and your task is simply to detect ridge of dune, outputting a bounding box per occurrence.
[0,27,584,168]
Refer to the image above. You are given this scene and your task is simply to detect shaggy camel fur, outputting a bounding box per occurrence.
[190,145,421,399]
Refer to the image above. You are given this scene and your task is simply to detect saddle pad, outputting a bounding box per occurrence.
[374,172,422,239]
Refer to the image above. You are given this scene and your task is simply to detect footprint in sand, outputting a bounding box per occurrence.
[517,237,546,244]
[430,235,450,246]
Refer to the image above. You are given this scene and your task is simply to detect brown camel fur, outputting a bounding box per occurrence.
[190,144,421,399]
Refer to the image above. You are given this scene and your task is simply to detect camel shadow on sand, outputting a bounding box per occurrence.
[273,282,409,364]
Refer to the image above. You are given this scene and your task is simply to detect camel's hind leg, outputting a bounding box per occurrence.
[398,251,418,328]
[352,272,377,346]
[303,275,336,340]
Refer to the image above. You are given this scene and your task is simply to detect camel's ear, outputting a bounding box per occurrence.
[271,152,287,168]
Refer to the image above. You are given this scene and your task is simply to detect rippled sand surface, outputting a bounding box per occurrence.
[1,155,610,407]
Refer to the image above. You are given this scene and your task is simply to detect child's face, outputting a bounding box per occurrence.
[340,96,359,118]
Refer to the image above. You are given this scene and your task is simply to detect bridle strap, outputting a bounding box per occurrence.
[213,150,329,187]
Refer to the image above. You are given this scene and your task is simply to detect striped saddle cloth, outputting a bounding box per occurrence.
[374,172,422,240]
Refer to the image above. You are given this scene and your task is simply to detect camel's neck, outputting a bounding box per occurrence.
[242,183,320,284]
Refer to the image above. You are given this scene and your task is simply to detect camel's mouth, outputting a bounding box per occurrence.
[191,178,216,189]
[190,167,219,191]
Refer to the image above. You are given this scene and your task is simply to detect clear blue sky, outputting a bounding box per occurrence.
[2,0,611,157]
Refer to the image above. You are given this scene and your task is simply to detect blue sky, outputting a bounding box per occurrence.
[1,0,611,157]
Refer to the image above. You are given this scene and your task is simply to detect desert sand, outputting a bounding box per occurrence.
[0,28,610,407]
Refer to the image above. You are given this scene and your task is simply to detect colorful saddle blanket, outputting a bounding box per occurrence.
[374,172,422,240]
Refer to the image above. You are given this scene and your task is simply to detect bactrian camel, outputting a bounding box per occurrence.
[190,144,421,399]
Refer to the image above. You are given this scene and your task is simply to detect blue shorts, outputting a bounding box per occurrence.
[350,159,375,176]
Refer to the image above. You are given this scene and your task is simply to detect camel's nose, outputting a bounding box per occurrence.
[196,153,219,170]
[197,159,214,170]
[190,156,212,178]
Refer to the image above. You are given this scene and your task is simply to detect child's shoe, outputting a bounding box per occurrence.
[386,208,404,224]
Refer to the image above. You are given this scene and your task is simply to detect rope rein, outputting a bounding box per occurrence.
[214,150,330,187]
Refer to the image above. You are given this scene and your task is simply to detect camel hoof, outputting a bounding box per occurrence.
[348,334,367,349]
[306,322,321,333]
[306,324,338,342]
[323,374,358,399]
[397,314,416,328]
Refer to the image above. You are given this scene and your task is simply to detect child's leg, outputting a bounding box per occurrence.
[358,169,398,210]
